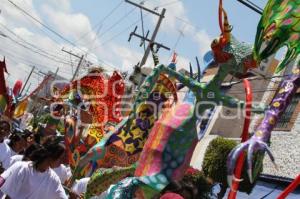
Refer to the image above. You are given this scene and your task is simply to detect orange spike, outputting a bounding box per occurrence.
[222,8,232,42]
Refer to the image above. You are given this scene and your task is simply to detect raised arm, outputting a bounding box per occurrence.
[220,94,267,113]
[133,64,201,112]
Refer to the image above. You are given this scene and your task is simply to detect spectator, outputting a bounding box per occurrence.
[0,140,77,199]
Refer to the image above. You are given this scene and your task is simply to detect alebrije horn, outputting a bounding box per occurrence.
[196,56,201,82]
[189,62,193,78]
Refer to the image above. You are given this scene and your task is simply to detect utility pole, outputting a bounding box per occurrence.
[129,26,170,52]
[53,67,59,79]
[20,65,35,95]
[24,83,31,95]
[126,0,168,67]
[61,48,84,81]
[71,55,84,81]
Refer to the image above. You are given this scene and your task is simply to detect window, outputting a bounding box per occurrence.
[275,93,300,129]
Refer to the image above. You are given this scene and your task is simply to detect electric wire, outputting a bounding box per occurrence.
[6,0,112,68]
[0,23,71,65]
[2,34,73,66]
[0,48,72,76]
[74,0,124,43]
[7,0,81,49]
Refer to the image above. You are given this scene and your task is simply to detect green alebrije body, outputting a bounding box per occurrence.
[104,61,266,198]
[85,165,136,199]
[224,36,253,73]
[254,0,300,73]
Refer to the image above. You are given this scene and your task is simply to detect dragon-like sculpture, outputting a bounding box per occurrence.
[227,0,300,189]
[227,65,300,186]
[57,68,125,169]
[102,12,269,197]
[69,53,179,189]
[253,0,300,74]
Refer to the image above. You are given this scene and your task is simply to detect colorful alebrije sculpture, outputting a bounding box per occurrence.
[226,0,300,189]
[103,19,270,197]
[70,58,178,183]
[101,6,277,197]
[211,6,257,74]
[227,66,300,187]
[60,69,125,169]
[253,0,300,73]
[85,164,136,199]
[63,70,125,140]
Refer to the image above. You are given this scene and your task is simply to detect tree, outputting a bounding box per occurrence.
[202,137,263,198]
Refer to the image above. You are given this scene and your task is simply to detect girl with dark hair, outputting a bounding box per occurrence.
[0,140,77,199]
[7,143,41,167]
[0,132,26,170]
[44,139,72,184]
[8,133,26,154]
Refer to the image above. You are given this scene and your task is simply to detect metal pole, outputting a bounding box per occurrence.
[20,65,35,95]
[54,67,59,79]
[139,8,166,67]
[24,83,31,95]
[71,55,84,81]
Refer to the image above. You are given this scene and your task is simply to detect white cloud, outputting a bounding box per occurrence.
[13,27,34,37]
[0,0,43,28]
[40,0,71,12]
[146,0,188,34]
[176,55,190,70]
[42,5,94,42]
[142,0,212,60]
[2,0,211,94]
[194,30,212,57]
[110,44,143,71]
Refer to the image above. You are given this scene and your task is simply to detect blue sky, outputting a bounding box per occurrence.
[0,0,268,91]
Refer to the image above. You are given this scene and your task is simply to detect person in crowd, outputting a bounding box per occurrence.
[0,130,26,170]
[0,120,11,198]
[53,162,72,184]
[0,139,78,199]
[8,143,41,167]
[71,177,90,196]
[22,129,35,147]
[0,120,11,173]
[0,121,10,144]
[41,136,72,184]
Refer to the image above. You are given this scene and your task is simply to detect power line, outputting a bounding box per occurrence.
[0,22,74,65]
[236,0,263,15]
[89,14,147,51]
[0,48,72,76]
[7,0,120,72]
[74,0,124,43]
[7,0,84,52]
[156,0,182,8]
[2,34,73,66]
[81,6,137,47]
[245,0,264,11]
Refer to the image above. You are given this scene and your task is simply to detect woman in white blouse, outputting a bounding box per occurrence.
[0,140,78,199]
